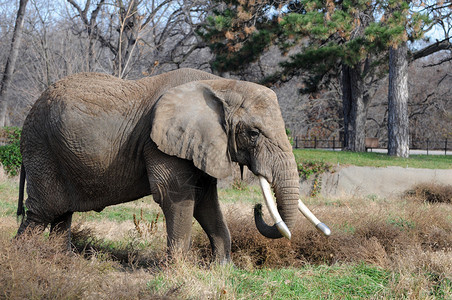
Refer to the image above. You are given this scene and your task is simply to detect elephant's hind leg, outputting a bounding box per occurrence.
[50,211,73,251]
[16,209,48,236]
[194,175,231,264]
[17,163,72,245]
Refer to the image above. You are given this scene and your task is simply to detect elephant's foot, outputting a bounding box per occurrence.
[210,239,232,265]
[16,210,48,237]
[214,255,232,266]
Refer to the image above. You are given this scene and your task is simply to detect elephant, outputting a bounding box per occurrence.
[16,68,329,263]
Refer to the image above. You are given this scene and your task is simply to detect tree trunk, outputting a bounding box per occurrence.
[0,0,29,127]
[342,64,369,152]
[388,42,409,158]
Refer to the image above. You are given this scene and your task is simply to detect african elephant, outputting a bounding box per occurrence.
[16,68,329,263]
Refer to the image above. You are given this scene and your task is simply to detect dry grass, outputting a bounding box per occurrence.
[192,197,452,269]
[0,229,165,300]
[0,227,236,299]
[405,183,452,204]
[1,175,451,298]
[192,196,452,297]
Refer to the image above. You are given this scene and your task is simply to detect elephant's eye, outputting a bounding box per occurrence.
[249,129,260,140]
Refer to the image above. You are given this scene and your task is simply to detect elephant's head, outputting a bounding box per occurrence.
[151,79,330,239]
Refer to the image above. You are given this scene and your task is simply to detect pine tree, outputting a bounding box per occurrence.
[199,0,438,152]
[197,0,282,74]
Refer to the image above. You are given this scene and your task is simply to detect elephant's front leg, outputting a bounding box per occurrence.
[145,144,200,258]
[161,195,195,256]
[194,175,231,264]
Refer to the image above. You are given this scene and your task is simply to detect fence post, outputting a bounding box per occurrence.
[295,136,298,149]
[332,137,336,151]
[314,137,317,149]
[426,139,429,155]
[446,139,448,155]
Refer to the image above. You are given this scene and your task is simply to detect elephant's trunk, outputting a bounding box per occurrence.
[254,156,331,239]
[254,157,300,239]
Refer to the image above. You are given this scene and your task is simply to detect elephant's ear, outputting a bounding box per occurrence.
[150,81,232,178]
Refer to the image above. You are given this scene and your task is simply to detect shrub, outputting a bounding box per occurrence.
[231,178,249,191]
[297,160,333,197]
[405,183,452,204]
[285,128,294,146]
[297,160,333,180]
[0,127,22,176]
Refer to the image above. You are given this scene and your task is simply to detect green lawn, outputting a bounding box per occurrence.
[76,196,158,222]
[294,149,452,169]
[147,263,396,299]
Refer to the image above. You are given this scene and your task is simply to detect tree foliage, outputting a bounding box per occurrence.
[0,127,22,176]
[197,0,283,73]
[199,0,446,153]
[201,0,432,86]
[0,0,449,150]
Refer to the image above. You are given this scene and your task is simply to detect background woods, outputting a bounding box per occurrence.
[0,0,451,155]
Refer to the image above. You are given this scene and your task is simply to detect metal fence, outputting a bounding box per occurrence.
[293,136,451,155]
[293,137,343,151]
[1,135,450,155]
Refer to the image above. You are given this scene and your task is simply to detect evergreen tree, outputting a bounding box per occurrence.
[199,0,433,152]
[197,0,282,74]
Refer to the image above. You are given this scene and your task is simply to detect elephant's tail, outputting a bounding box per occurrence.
[17,165,25,221]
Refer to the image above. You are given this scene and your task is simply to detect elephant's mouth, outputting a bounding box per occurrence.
[257,175,331,239]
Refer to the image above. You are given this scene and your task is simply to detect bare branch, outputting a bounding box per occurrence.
[411,38,452,62]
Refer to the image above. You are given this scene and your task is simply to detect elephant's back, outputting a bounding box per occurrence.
[44,73,143,114]
[22,73,149,178]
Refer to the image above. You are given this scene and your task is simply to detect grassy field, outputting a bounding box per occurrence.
[1,170,451,299]
[293,149,452,169]
[1,151,451,299]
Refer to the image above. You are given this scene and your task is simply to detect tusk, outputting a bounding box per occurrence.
[258,176,291,239]
[298,199,331,236]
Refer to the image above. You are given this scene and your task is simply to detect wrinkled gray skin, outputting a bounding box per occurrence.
[17,68,299,263]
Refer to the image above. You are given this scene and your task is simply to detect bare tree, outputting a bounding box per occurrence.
[20,1,91,89]
[408,57,452,143]
[364,52,451,148]
[1,0,215,126]
[0,0,29,127]
[66,0,185,78]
